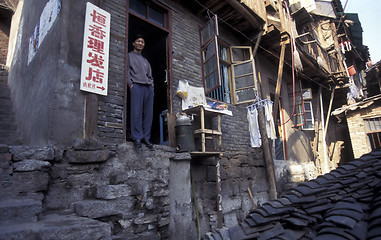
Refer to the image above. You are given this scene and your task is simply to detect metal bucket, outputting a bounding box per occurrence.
[175,114,195,152]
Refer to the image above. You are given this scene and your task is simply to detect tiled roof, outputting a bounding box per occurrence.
[204,149,381,240]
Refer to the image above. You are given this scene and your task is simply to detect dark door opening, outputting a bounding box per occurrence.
[127,14,168,144]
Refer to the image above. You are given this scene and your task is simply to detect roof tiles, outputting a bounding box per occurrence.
[204,148,381,240]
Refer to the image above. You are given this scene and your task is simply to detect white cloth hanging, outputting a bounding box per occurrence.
[247,108,261,148]
[264,102,277,140]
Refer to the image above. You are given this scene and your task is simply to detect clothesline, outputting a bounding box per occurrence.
[246,97,273,112]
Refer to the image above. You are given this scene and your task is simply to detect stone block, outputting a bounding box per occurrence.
[222,196,242,214]
[73,139,105,151]
[12,171,50,192]
[11,146,54,161]
[13,160,51,172]
[223,212,238,228]
[0,153,11,162]
[96,184,131,200]
[66,149,114,163]
[0,144,9,153]
[207,165,217,182]
[0,199,42,224]
[73,199,134,219]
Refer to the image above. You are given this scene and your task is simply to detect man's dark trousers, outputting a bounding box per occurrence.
[130,83,154,141]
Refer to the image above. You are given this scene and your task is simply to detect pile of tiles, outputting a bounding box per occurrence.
[204,149,381,240]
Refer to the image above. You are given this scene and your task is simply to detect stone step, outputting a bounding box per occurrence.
[0,86,10,99]
[0,199,42,225]
[0,213,111,240]
[0,123,17,131]
[0,75,7,84]
[0,115,16,123]
[0,137,22,146]
[0,108,14,116]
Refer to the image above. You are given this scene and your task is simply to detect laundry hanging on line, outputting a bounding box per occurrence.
[246,98,276,148]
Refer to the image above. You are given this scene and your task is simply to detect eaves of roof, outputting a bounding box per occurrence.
[331,94,381,116]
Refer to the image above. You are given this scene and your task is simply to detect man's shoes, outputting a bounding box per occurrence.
[142,139,154,150]
[134,139,142,153]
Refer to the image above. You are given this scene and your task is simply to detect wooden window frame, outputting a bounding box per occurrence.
[230,46,257,105]
[364,117,381,151]
[302,88,314,130]
[288,79,306,128]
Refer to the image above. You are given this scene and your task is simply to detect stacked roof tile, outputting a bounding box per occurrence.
[204,149,381,240]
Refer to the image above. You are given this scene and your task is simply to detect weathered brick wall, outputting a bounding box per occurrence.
[97,0,126,143]
[164,1,271,234]
[0,22,9,65]
[347,104,381,158]
[191,151,270,233]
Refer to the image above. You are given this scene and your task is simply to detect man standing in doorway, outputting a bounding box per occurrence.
[127,34,154,153]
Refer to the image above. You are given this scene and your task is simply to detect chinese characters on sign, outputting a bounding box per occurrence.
[80,2,111,96]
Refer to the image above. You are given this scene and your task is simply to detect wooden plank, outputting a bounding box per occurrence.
[200,107,206,153]
[167,113,177,148]
[194,129,222,135]
[84,93,98,140]
[224,0,264,29]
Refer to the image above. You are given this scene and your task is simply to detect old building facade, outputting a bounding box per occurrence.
[1,0,371,238]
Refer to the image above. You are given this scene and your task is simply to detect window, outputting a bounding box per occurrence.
[199,16,256,104]
[207,44,231,103]
[230,47,256,104]
[129,0,165,27]
[364,117,381,150]
[302,88,314,130]
[288,80,305,127]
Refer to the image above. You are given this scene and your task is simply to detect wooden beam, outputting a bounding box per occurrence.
[255,62,278,200]
[324,88,335,136]
[224,0,263,29]
[84,93,98,140]
[273,38,287,124]
[312,87,321,161]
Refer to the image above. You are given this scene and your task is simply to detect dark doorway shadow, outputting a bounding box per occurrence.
[127,15,168,144]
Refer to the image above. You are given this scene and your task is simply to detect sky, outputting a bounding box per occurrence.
[345,0,381,63]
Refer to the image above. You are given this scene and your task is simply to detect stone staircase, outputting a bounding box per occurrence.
[0,66,21,145]
[0,141,170,239]
[0,144,112,240]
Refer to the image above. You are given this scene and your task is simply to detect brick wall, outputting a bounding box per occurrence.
[0,22,9,66]
[347,104,381,158]
[97,0,126,143]
[165,1,271,233]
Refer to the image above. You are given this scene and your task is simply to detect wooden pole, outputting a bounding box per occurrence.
[216,156,223,228]
[255,63,278,200]
[319,87,329,174]
[273,40,286,125]
[257,106,278,200]
[312,87,321,161]
[324,88,335,136]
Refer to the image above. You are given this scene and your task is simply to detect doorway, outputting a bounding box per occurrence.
[126,14,169,144]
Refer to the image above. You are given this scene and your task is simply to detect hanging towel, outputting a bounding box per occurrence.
[247,108,261,148]
[264,103,277,140]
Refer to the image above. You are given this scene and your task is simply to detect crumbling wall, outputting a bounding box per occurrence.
[346,104,381,158]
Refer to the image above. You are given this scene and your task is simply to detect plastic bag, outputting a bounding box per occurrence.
[176,80,189,99]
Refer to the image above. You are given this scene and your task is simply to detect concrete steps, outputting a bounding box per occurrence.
[0,67,21,145]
